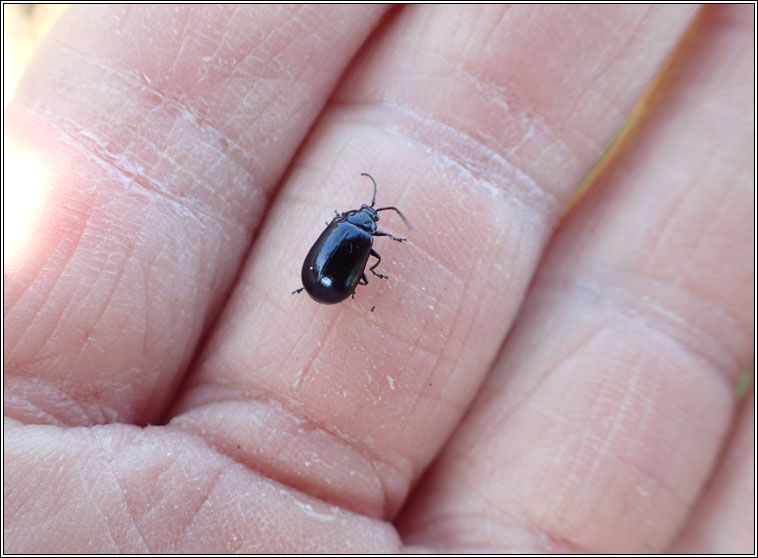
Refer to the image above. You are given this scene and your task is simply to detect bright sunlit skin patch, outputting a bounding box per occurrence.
[4,141,52,271]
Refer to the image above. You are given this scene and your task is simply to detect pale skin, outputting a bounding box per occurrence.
[3,5,753,553]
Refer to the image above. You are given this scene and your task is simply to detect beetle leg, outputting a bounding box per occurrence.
[369,249,388,279]
[374,230,406,243]
[292,287,304,295]
[352,274,368,299]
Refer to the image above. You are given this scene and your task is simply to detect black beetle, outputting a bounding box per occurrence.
[292,173,410,304]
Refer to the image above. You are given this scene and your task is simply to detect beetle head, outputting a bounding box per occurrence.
[360,204,380,221]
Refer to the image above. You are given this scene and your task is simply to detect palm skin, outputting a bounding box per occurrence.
[4,5,753,553]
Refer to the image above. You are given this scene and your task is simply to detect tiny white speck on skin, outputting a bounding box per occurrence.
[295,500,337,521]
[292,367,306,389]
[386,376,395,390]
[428,304,435,311]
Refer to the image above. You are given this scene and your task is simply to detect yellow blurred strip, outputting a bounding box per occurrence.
[3,4,68,104]
[561,9,704,220]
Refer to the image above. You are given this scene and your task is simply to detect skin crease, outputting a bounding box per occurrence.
[3,4,753,554]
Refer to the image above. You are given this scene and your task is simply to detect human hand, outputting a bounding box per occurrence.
[4,5,753,553]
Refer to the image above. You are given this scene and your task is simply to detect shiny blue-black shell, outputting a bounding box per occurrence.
[301,206,378,304]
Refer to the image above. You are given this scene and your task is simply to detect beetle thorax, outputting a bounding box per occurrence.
[342,205,378,233]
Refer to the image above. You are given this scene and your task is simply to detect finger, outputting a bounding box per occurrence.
[397,5,753,552]
[3,5,388,425]
[2,421,400,552]
[669,390,754,553]
[172,5,699,519]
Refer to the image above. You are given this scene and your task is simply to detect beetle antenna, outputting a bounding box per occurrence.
[376,206,412,230]
[361,172,378,207]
